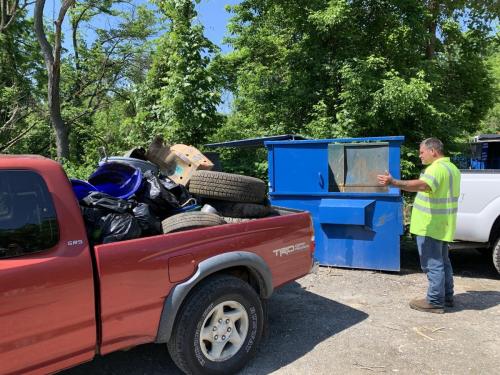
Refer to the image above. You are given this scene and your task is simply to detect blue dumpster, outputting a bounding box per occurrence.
[266,136,404,271]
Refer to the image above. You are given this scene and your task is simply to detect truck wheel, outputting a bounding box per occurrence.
[162,212,226,234]
[167,274,264,375]
[188,171,266,203]
[206,200,271,218]
[493,237,500,274]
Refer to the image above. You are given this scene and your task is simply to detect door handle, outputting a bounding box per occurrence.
[318,172,324,189]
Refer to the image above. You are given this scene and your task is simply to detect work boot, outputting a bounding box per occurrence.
[409,298,444,314]
[445,299,454,307]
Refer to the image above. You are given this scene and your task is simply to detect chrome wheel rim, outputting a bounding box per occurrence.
[199,300,249,362]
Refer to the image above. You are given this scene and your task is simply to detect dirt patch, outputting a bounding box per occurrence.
[63,244,500,375]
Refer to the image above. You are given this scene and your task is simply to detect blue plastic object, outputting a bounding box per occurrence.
[89,162,143,199]
[70,179,98,201]
[266,136,404,272]
[98,157,159,175]
[171,203,200,213]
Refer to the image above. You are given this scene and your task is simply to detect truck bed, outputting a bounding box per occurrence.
[93,207,314,354]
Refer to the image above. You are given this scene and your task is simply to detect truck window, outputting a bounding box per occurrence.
[0,170,59,258]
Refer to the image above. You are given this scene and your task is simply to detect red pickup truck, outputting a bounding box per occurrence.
[0,156,315,375]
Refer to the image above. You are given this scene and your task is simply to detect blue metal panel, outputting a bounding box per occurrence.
[319,199,375,227]
[271,143,329,193]
[272,196,402,271]
[267,136,404,271]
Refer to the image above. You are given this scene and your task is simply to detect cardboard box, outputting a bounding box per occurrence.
[145,136,176,174]
[168,144,214,184]
[145,136,213,185]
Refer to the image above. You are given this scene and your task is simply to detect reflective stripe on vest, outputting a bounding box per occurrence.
[420,173,439,188]
[413,203,458,215]
[415,194,459,204]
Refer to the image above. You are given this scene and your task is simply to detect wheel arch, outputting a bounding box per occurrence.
[489,215,500,245]
[155,251,272,343]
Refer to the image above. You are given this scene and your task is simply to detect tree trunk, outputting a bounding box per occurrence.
[0,0,19,33]
[425,0,439,59]
[48,65,70,158]
[34,0,74,159]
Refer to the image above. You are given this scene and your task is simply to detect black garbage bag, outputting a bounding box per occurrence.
[100,213,142,244]
[133,203,161,235]
[81,206,107,243]
[136,171,180,218]
[159,175,192,206]
[82,192,132,213]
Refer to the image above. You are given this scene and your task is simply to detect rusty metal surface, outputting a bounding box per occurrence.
[328,143,389,192]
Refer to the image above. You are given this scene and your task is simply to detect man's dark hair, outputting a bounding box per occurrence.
[421,138,444,155]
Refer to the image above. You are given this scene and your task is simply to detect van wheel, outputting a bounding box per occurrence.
[493,237,500,274]
[188,171,266,203]
[167,275,264,375]
[162,212,225,234]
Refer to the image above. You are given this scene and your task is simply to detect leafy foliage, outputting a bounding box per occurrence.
[0,0,498,182]
[218,0,498,177]
[0,9,46,154]
[136,0,223,147]
[480,42,500,134]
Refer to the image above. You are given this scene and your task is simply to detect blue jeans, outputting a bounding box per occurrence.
[416,236,454,306]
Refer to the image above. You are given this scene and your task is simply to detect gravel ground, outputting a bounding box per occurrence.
[63,241,500,375]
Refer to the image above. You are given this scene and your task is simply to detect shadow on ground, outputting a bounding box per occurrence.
[400,237,499,280]
[446,290,500,312]
[61,343,182,375]
[62,282,367,375]
[240,282,368,374]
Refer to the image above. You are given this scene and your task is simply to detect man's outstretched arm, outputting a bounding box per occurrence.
[377,172,430,193]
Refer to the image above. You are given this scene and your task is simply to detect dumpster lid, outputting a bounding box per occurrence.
[472,134,500,143]
[205,134,308,148]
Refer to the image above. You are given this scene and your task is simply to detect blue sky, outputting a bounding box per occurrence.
[45,0,241,53]
[43,0,241,111]
[196,0,241,52]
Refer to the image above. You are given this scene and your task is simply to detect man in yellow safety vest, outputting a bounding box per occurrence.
[377,138,461,314]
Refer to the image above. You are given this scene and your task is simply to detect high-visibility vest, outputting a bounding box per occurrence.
[409,157,461,242]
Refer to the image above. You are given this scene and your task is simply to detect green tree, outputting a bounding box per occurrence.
[136,0,222,147]
[32,0,156,160]
[0,4,46,153]
[219,0,498,177]
[63,2,156,163]
[480,41,500,134]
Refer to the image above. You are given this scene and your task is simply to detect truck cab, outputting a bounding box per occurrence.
[452,135,500,274]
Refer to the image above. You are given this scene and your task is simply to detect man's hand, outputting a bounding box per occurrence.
[377,171,430,192]
[377,171,393,187]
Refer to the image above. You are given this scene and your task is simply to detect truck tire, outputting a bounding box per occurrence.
[162,212,226,234]
[493,237,500,274]
[207,200,271,218]
[167,274,264,375]
[188,171,266,203]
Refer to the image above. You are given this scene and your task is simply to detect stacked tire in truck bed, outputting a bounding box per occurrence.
[161,171,272,234]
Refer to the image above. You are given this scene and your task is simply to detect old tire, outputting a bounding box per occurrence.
[167,274,264,375]
[188,171,266,203]
[207,200,271,218]
[162,212,225,234]
[222,217,254,224]
[493,237,500,274]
